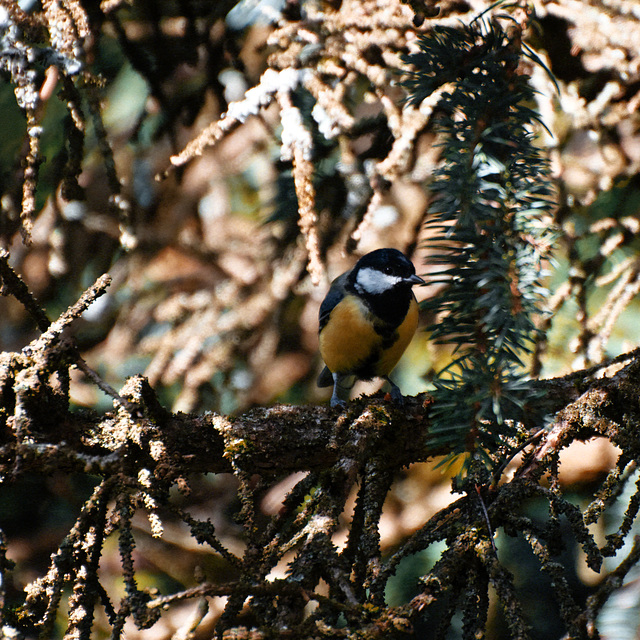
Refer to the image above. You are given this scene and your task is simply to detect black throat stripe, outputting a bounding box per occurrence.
[354,285,413,329]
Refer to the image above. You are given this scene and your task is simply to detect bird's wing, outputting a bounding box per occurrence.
[318,271,350,332]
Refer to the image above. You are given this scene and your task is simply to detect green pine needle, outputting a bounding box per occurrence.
[403,16,555,470]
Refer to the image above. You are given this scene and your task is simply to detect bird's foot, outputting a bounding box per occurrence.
[330,396,347,409]
[385,378,405,405]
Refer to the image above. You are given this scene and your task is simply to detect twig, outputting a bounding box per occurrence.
[475,485,497,554]
[74,355,138,413]
[490,428,546,489]
[0,249,50,331]
[1,251,137,412]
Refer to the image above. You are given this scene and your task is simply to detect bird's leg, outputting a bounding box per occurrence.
[331,373,353,408]
[384,377,404,404]
[330,390,346,408]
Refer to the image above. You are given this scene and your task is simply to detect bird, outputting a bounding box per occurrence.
[317,248,424,407]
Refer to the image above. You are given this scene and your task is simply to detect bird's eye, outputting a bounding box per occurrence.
[383,266,393,275]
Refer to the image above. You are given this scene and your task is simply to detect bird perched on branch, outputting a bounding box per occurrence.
[317,248,424,407]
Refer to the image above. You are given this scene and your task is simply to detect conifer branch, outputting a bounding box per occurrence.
[403,17,556,465]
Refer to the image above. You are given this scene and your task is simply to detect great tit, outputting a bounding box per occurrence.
[317,248,424,407]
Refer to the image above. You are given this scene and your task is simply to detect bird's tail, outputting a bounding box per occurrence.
[317,366,333,387]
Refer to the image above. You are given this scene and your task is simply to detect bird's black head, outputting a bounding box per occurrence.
[349,248,424,297]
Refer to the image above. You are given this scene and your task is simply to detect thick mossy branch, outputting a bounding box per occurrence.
[403,18,555,461]
[3,338,640,637]
[4,242,640,638]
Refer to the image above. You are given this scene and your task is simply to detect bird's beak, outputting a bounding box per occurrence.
[406,274,425,286]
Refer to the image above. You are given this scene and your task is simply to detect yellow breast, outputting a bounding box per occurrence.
[373,296,419,376]
[319,295,419,377]
[319,295,380,374]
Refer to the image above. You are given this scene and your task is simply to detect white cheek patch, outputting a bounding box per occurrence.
[356,267,402,294]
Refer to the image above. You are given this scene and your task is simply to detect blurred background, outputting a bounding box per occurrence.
[1,0,640,637]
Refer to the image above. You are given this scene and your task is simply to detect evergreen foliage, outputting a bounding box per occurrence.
[403,17,556,465]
